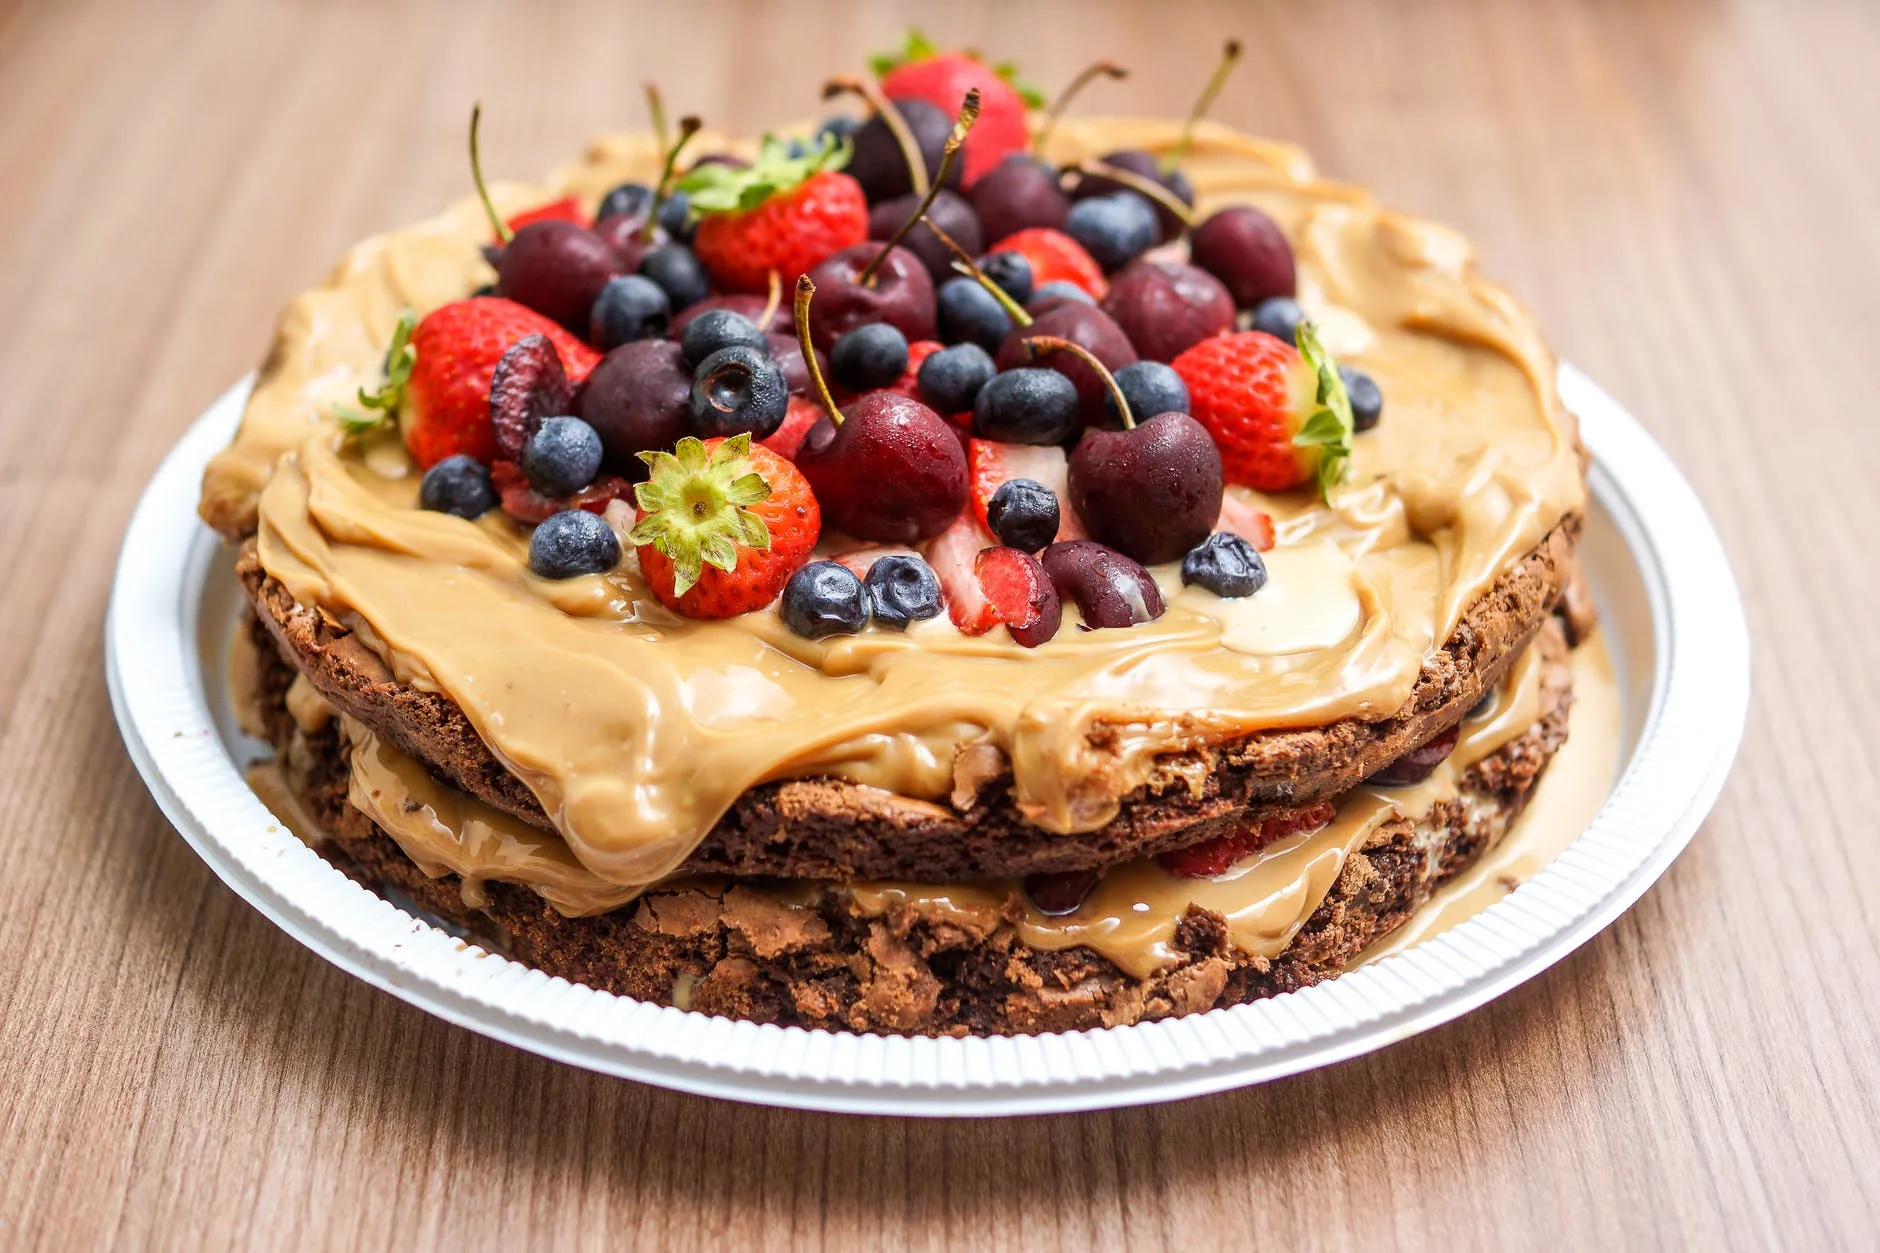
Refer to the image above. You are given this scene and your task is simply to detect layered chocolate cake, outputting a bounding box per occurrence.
[204,41,1592,1035]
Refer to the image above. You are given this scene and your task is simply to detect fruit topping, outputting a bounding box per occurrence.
[1340,365,1384,432]
[992,227,1108,299]
[681,133,868,293]
[995,298,1137,426]
[1215,493,1277,551]
[872,30,1038,187]
[1171,322,1353,496]
[336,309,416,437]
[826,78,961,203]
[831,322,910,392]
[1180,532,1268,598]
[637,244,710,311]
[1062,193,1157,273]
[576,339,690,475]
[984,478,1060,552]
[672,293,793,340]
[1039,540,1164,629]
[528,508,622,580]
[1069,153,1194,245]
[689,344,789,439]
[1248,295,1305,345]
[916,342,996,413]
[965,439,1086,544]
[490,462,633,526]
[1030,281,1095,308]
[488,333,575,460]
[1157,800,1337,879]
[589,274,671,349]
[978,251,1033,305]
[790,276,968,542]
[802,242,938,348]
[520,415,604,496]
[629,434,820,618]
[926,511,998,633]
[974,546,1061,647]
[1100,260,1234,363]
[758,394,825,462]
[766,331,833,400]
[971,154,1072,245]
[937,276,1013,351]
[1024,869,1100,916]
[1190,205,1296,309]
[780,560,871,638]
[1105,360,1191,429]
[862,553,945,628]
[418,455,498,520]
[596,182,654,224]
[504,197,587,234]
[870,189,984,284]
[680,308,769,370]
[971,367,1079,445]
[1366,724,1461,788]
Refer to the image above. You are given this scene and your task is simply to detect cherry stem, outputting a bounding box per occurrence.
[1032,60,1128,156]
[926,216,1033,327]
[1165,39,1242,173]
[823,76,929,197]
[1024,335,1132,429]
[642,114,701,244]
[858,89,980,287]
[469,101,512,245]
[645,83,671,155]
[758,269,782,327]
[1072,158,1195,227]
[794,275,844,426]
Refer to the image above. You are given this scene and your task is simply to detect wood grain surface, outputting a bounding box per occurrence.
[3,0,1877,1247]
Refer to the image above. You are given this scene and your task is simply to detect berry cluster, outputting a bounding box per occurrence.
[363,36,1386,642]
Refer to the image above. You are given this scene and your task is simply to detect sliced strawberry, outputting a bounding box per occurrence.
[991,227,1109,300]
[974,547,1061,647]
[760,395,826,462]
[491,461,633,526]
[966,439,1089,543]
[926,511,997,634]
[1216,493,1276,551]
[885,339,945,400]
[1157,801,1338,879]
[504,196,586,236]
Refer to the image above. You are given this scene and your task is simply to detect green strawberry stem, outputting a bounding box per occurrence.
[1071,158,1195,227]
[644,82,671,155]
[1032,60,1128,156]
[676,130,849,216]
[1290,320,1355,499]
[641,113,702,244]
[336,308,418,433]
[1023,335,1132,429]
[858,88,980,287]
[793,275,846,426]
[1164,39,1242,174]
[926,216,1032,327]
[823,76,929,197]
[468,102,512,245]
[627,434,774,597]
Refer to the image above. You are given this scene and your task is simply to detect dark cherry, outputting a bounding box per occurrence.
[868,189,984,284]
[593,211,667,273]
[970,153,1071,244]
[495,220,623,333]
[575,339,690,476]
[1190,206,1297,309]
[846,96,964,203]
[796,393,967,542]
[1069,412,1224,564]
[1100,260,1235,363]
[670,294,793,340]
[1366,724,1461,788]
[1024,869,1099,916]
[1071,149,1194,242]
[488,335,574,460]
[802,243,937,350]
[764,331,831,399]
[1039,541,1166,629]
[995,300,1137,427]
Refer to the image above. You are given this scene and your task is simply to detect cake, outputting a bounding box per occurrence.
[202,39,1591,1036]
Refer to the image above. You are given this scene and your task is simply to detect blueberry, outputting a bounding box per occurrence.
[972,368,1080,445]
[471,282,498,298]
[521,415,604,496]
[1029,280,1095,309]
[658,191,694,243]
[830,322,909,392]
[781,560,870,638]
[680,308,768,370]
[863,554,943,628]
[528,509,621,579]
[689,344,788,439]
[418,454,498,519]
[817,115,862,147]
[937,277,1012,351]
[985,478,1060,552]
[917,342,996,413]
[638,244,710,311]
[1063,193,1157,273]
[1340,365,1384,432]
[1249,296,1305,345]
[1107,360,1191,428]
[1180,532,1268,598]
[978,251,1033,305]
[596,182,653,222]
[589,275,671,350]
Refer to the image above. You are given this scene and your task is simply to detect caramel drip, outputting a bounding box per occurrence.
[213,118,1584,894]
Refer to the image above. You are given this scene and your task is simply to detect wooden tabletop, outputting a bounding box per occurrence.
[4,0,1877,1247]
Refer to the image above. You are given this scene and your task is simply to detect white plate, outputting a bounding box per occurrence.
[106,366,1748,1117]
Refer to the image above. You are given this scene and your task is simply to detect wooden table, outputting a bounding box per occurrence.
[4,0,1877,1246]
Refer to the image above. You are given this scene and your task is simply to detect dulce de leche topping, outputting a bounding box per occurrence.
[210,119,1584,893]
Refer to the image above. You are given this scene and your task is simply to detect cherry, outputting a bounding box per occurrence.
[995,299,1137,427]
[868,189,984,284]
[488,335,574,460]
[828,81,964,204]
[1099,259,1234,362]
[1366,724,1461,787]
[791,276,967,542]
[1190,205,1296,309]
[1037,336,1223,564]
[970,155,1072,244]
[764,331,831,399]
[594,112,702,273]
[575,339,690,476]
[1039,540,1165,629]
[1024,869,1099,916]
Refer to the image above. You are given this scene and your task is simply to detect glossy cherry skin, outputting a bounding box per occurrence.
[868,189,985,285]
[847,97,966,203]
[802,243,937,350]
[970,154,1072,244]
[1038,541,1165,628]
[994,299,1138,428]
[496,220,623,333]
[764,332,833,399]
[1099,260,1235,363]
[575,339,690,477]
[593,212,667,273]
[1189,205,1296,309]
[1068,412,1224,564]
[795,392,968,542]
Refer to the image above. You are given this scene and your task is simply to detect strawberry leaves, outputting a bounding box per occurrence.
[677,132,850,216]
[1291,320,1355,499]
[628,434,774,596]
[869,29,1045,109]
[337,308,417,434]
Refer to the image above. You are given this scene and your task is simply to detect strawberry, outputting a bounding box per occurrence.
[925,511,997,633]
[1170,323,1354,495]
[388,297,600,470]
[1216,493,1276,551]
[630,435,820,619]
[990,227,1108,299]
[873,31,1039,188]
[973,546,1060,647]
[759,395,826,462]
[504,195,586,237]
[1157,801,1338,879]
[681,135,869,294]
[489,461,632,526]
[965,439,1088,542]
[884,339,946,399]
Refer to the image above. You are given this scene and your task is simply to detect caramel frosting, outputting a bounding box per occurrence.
[205,118,1584,893]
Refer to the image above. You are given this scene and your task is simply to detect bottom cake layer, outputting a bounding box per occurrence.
[246,618,1575,1038]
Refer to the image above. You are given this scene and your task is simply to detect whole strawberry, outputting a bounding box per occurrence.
[873,30,1038,188]
[681,135,868,294]
[390,297,600,469]
[1170,323,1354,494]
[630,434,821,619]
